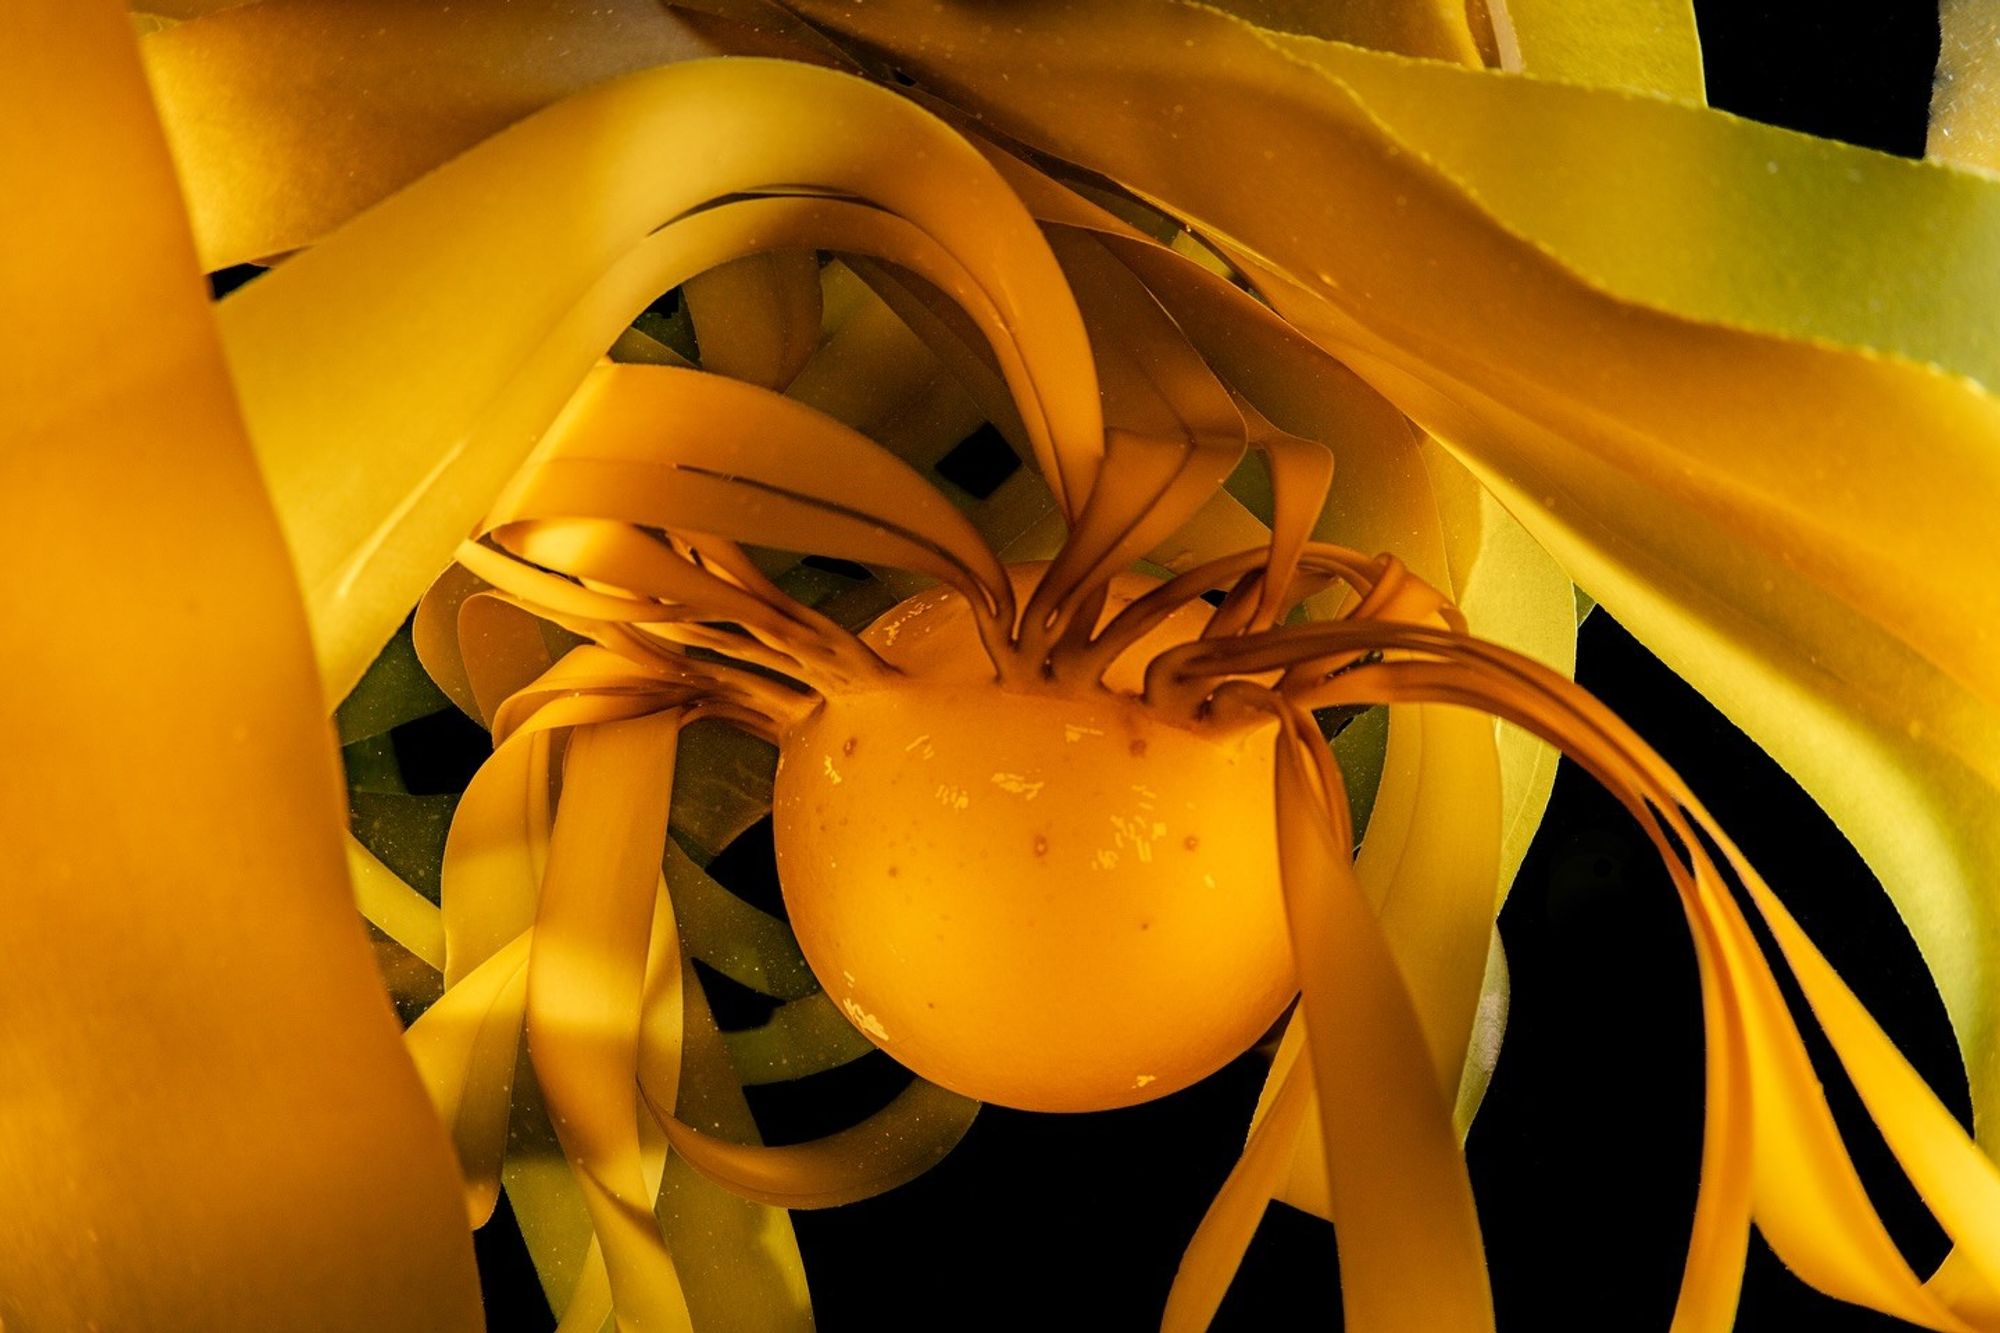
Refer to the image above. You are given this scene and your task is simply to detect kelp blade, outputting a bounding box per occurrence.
[0,4,480,1327]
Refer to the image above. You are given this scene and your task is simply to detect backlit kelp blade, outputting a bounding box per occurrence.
[1930,0,2000,173]
[1483,0,1704,97]
[772,0,2000,1179]
[137,0,741,270]
[0,4,480,1327]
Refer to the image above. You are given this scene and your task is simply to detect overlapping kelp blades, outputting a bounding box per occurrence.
[986,164,1562,1121]
[94,5,2000,1320]
[227,46,1544,1320]
[1483,0,1704,97]
[466,413,2000,1333]
[137,0,736,269]
[408,643,981,1304]
[772,0,2000,1190]
[136,2,1572,1088]
[458,422,1504,1320]
[210,56,1101,707]
[496,209,1539,1133]
[1147,608,2000,1328]
[417,659,821,1328]
[0,3,481,1327]
[426,129,1521,1317]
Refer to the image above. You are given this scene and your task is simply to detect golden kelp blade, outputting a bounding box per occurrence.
[0,4,479,1327]
[209,58,1100,705]
[139,0,735,269]
[1277,701,1494,1333]
[771,0,2000,1170]
[1147,602,2000,1328]
[528,712,694,1329]
[1486,0,1704,99]
[1199,0,1485,65]
[1931,0,2000,174]
[785,1,2000,389]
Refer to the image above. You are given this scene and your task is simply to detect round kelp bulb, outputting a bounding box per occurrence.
[772,574,1295,1111]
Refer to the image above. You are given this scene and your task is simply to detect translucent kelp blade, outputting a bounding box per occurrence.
[1231,405,1335,633]
[1224,575,1508,1133]
[215,58,1102,703]
[1032,431,1245,660]
[349,832,450,970]
[723,993,879,1085]
[444,655,693,987]
[1486,0,1705,99]
[1269,709,1495,1333]
[1350,703,1504,1109]
[1197,0,1483,64]
[440,650,954,1308]
[656,1079,979,1210]
[1164,611,1746,1327]
[1931,0,2000,174]
[495,919,819,1331]
[787,263,989,477]
[406,931,532,1225]
[789,0,2000,385]
[774,0,2000,1168]
[681,250,823,390]
[445,724,555,985]
[778,262,1057,600]
[650,954,817,1330]
[652,951,816,1332]
[1417,438,1575,895]
[495,520,838,667]
[0,4,480,1326]
[663,838,816,1001]
[415,565,516,725]
[140,0,732,268]
[1759,887,2000,1303]
[526,712,694,1329]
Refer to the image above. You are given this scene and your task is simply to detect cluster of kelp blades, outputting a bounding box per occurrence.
[7,2,2000,1331]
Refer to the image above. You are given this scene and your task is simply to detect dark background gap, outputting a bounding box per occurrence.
[469,4,1963,1329]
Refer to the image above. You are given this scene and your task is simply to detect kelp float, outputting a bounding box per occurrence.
[6,2,2000,1331]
